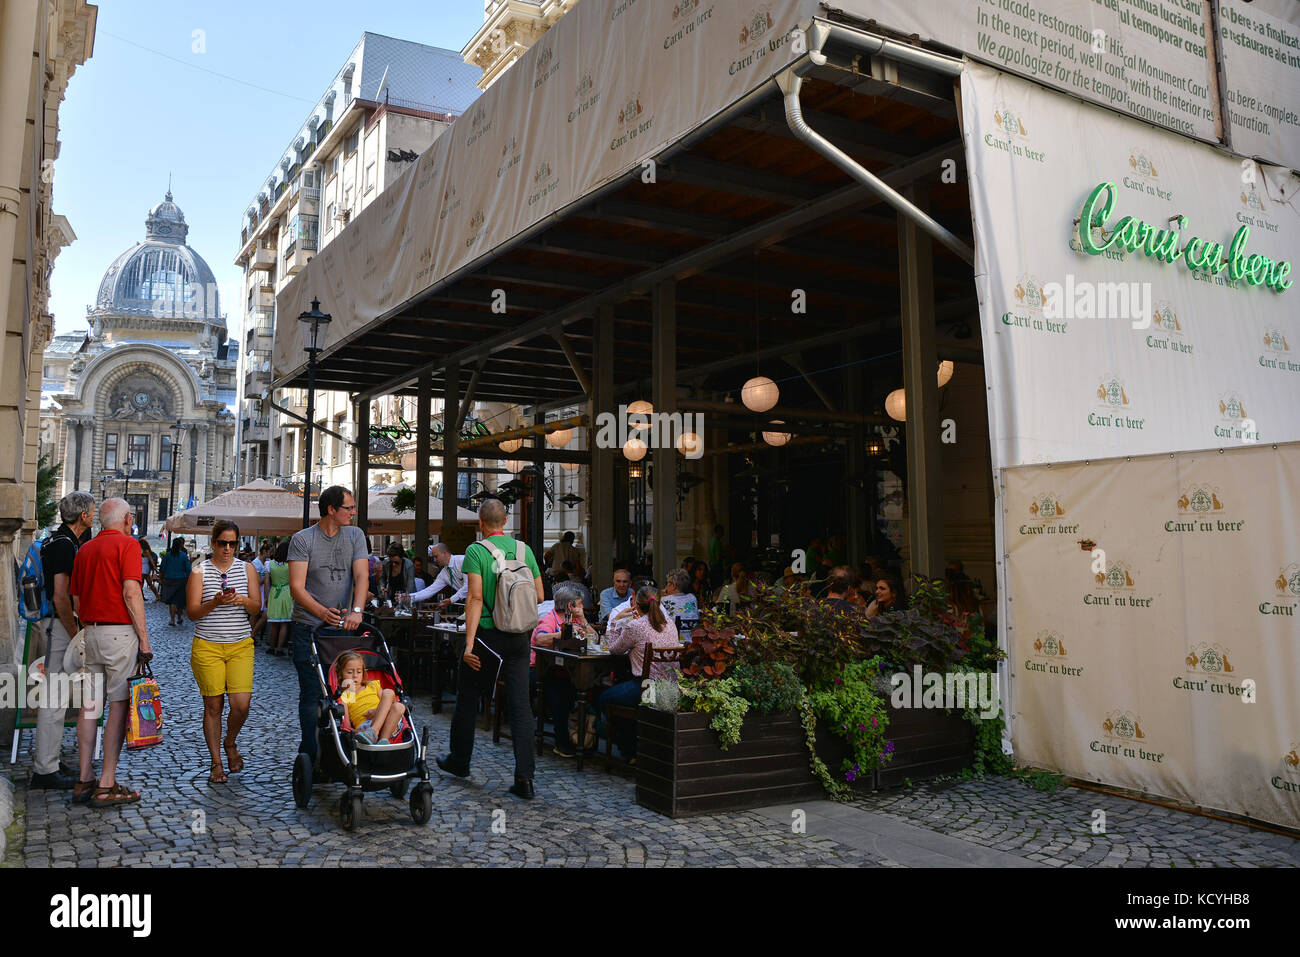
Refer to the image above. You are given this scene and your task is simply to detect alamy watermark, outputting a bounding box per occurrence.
[890,666,1000,719]
[0,666,104,715]
[1041,276,1153,329]
[593,405,704,459]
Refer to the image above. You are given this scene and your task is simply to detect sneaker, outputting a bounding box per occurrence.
[436,754,470,778]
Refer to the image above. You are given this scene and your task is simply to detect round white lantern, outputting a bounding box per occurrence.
[503,459,527,473]
[400,451,417,471]
[885,388,906,422]
[627,400,653,416]
[937,360,955,388]
[622,437,647,462]
[499,437,523,453]
[544,426,573,447]
[741,375,779,413]
[675,431,702,456]
[761,421,791,447]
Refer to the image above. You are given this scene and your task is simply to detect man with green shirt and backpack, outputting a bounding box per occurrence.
[437,497,543,799]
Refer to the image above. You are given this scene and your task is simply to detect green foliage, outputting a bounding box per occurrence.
[36,452,61,531]
[643,677,681,713]
[965,703,1014,776]
[807,657,894,783]
[731,660,802,715]
[390,486,417,514]
[679,676,749,749]
[1012,768,1067,793]
[800,691,848,801]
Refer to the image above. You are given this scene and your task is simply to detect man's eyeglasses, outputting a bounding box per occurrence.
[215,539,238,548]
[334,504,358,512]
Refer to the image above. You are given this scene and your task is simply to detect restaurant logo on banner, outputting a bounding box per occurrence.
[985,104,1046,164]
[1147,301,1192,356]
[439,184,461,222]
[610,93,653,153]
[1127,148,1158,181]
[1241,182,1268,215]
[466,208,486,249]
[1090,375,1146,432]
[465,103,493,149]
[665,0,713,50]
[1123,147,1173,201]
[1215,390,1257,441]
[498,135,521,179]
[528,159,559,208]
[1025,629,1083,678]
[1012,274,1049,312]
[1169,485,1244,537]
[415,244,435,284]
[730,7,793,77]
[1020,492,1078,536]
[533,43,559,89]
[1087,557,1153,609]
[1178,484,1223,512]
[569,74,599,124]
[1259,328,1300,374]
[1276,744,1300,795]
[1094,711,1164,763]
[1185,642,1235,674]
[1263,328,1291,353]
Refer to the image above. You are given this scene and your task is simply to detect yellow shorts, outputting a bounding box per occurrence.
[190,637,254,698]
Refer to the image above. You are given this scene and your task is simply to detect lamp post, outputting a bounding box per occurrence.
[167,421,184,523]
[122,452,134,507]
[299,298,332,528]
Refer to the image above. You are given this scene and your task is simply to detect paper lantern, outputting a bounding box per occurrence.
[938,360,955,387]
[499,437,523,453]
[675,431,702,456]
[741,375,779,413]
[503,459,527,473]
[627,400,653,416]
[761,421,791,447]
[885,389,906,422]
[544,426,573,447]
[560,462,579,472]
[622,437,647,462]
[400,452,417,471]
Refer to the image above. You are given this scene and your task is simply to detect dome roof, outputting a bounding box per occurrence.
[92,191,224,322]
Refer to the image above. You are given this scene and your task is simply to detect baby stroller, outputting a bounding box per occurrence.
[291,619,434,830]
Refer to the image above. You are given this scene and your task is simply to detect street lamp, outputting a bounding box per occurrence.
[122,452,134,507]
[299,297,332,528]
[167,421,185,523]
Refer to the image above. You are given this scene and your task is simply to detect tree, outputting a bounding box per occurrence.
[36,451,61,531]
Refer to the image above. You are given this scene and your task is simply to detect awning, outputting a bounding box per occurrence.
[164,478,312,536]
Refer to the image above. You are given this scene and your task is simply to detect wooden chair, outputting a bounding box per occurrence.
[603,640,687,771]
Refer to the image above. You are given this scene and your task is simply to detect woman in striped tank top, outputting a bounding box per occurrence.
[186,519,261,783]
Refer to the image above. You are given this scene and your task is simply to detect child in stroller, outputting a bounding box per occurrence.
[336,651,406,745]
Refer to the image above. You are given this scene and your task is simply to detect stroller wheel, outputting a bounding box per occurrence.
[410,783,433,825]
[390,778,410,799]
[292,752,313,808]
[339,792,363,830]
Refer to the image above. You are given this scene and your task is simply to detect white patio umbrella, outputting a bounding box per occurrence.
[164,478,315,536]
[365,484,479,535]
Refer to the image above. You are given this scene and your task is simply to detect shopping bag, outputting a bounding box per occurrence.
[126,662,163,749]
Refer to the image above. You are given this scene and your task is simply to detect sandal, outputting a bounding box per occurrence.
[223,738,244,774]
[91,782,141,806]
[72,779,97,804]
[208,762,228,784]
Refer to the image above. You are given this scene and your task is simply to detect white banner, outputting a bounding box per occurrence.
[1005,443,1300,831]
[961,60,1300,469]
[836,0,1222,142]
[1218,0,1300,172]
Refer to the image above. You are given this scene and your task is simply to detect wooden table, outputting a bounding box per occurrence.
[531,646,629,771]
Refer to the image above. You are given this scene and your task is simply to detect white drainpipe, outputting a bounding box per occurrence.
[776,20,976,266]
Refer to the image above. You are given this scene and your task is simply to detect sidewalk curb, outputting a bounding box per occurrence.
[0,772,13,861]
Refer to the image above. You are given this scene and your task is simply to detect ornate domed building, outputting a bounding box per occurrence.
[42,191,239,535]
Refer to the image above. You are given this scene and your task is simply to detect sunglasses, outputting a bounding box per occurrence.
[216,540,238,547]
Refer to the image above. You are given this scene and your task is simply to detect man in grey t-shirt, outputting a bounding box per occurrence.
[287,485,370,760]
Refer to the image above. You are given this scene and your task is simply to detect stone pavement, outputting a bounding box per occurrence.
[4,598,1297,867]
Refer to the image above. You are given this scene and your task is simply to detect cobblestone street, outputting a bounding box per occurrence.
[5,599,1298,868]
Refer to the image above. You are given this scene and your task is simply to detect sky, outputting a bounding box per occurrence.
[48,0,485,339]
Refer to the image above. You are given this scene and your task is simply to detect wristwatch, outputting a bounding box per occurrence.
[351,606,363,614]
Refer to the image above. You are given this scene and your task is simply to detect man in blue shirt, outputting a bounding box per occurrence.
[598,567,633,623]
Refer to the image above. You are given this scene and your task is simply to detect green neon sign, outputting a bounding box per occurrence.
[1077,181,1292,292]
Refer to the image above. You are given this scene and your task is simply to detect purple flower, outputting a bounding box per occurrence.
[870,717,878,728]
[834,677,843,685]
[845,768,858,782]
[885,741,895,753]
[858,723,866,731]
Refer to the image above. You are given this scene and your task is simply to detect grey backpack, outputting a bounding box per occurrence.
[480,539,538,633]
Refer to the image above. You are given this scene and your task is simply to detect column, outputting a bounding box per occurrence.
[354,397,370,535]
[898,184,944,578]
[651,280,676,585]
[590,306,615,591]
[441,363,459,549]
[844,340,867,567]
[186,424,199,508]
[414,370,432,560]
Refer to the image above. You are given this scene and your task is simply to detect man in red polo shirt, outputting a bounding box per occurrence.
[69,497,152,806]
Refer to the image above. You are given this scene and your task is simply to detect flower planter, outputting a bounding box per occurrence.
[816,704,975,790]
[635,707,823,818]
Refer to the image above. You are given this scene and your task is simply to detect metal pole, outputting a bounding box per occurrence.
[168,434,179,522]
[302,354,317,529]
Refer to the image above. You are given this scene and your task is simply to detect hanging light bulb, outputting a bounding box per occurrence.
[938,360,955,387]
[503,459,526,473]
[544,426,573,447]
[622,437,647,462]
[742,375,779,413]
[499,437,523,453]
[626,400,653,416]
[675,431,701,457]
[761,421,791,447]
[885,389,906,422]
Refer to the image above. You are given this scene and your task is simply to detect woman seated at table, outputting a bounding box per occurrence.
[531,584,596,758]
[598,585,681,761]
[866,574,905,619]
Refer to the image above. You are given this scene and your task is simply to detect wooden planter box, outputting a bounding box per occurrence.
[816,704,975,790]
[635,707,823,818]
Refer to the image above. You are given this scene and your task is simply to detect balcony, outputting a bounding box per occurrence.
[253,243,276,268]
[242,416,270,443]
[278,403,308,429]
[284,243,312,276]
[252,285,275,309]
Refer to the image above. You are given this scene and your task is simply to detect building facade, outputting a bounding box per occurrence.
[462,0,574,90]
[0,0,96,682]
[234,32,481,495]
[42,192,238,535]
